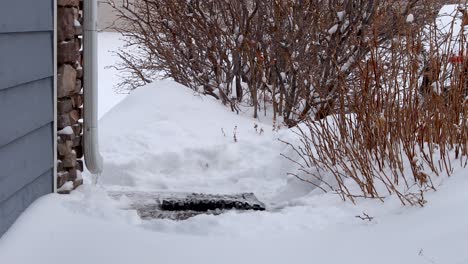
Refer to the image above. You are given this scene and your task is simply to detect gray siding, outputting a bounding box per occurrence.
[0,0,53,34]
[0,33,54,90]
[0,0,54,237]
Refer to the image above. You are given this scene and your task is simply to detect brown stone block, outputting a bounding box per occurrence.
[58,140,74,156]
[57,113,71,129]
[62,152,77,168]
[72,124,82,135]
[72,7,79,20]
[57,98,74,114]
[58,7,75,41]
[58,0,79,7]
[58,41,78,65]
[69,109,81,123]
[59,132,75,142]
[68,168,78,181]
[58,65,77,98]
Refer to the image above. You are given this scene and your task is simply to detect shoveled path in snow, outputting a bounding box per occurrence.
[108,191,266,220]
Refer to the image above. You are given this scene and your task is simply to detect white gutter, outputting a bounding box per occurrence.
[83,0,103,174]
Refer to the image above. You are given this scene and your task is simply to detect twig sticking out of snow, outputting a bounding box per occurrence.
[355,212,374,222]
[233,126,238,143]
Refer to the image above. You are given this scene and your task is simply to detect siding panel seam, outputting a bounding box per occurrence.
[0,122,54,150]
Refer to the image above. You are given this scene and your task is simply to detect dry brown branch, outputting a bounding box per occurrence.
[282,1,467,206]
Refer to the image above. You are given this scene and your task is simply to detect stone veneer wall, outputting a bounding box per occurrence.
[57,0,84,193]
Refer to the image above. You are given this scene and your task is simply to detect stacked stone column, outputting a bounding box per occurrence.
[57,0,84,194]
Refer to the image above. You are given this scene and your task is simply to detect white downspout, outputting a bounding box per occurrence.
[83,0,103,174]
[53,0,58,192]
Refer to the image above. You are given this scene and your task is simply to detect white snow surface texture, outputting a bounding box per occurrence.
[98,80,298,200]
[0,79,467,264]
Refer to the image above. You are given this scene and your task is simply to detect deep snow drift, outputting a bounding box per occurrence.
[0,78,467,264]
[97,80,303,202]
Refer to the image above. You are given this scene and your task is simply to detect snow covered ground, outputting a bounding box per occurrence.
[1,33,468,264]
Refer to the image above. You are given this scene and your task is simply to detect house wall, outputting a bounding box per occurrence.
[98,0,134,31]
[0,0,55,236]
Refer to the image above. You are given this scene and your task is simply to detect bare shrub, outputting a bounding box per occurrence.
[287,3,468,205]
[110,0,441,124]
[108,0,467,205]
